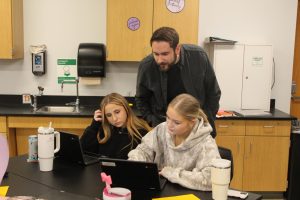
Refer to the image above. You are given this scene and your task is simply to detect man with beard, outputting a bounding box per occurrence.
[135,27,221,137]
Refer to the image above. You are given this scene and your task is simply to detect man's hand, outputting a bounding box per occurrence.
[93,109,102,122]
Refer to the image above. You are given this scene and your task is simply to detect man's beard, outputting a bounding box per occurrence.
[158,55,177,72]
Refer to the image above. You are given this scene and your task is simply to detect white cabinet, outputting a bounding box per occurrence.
[209,44,273,111]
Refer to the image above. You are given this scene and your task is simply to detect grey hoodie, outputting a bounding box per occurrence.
[128,118,220,191]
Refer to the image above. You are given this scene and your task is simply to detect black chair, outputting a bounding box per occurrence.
[218,146,234,181]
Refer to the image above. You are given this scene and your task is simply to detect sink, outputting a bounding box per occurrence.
[35,106,79,113]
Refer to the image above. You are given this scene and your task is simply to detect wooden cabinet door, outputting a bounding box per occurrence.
[0,0,12,58]
[216,136,244,190]
[153,0,199,45]
[291,2,300,119]
[0,0,23,59]
[0,116,7,133]
[243,136,290,191]
[107,0,199,61]
[107,0,153,61]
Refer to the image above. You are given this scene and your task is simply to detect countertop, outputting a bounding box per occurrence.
[0,94,296,120]
[0,104,96,117]
[0,95,107,117]
[217,109,296,120]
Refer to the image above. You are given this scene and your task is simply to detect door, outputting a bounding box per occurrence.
[215,120,245,190]
[215,136,244,190]
[0,0,23,59]
[153,0,199,45]
[243,136,290,191]
[0,0,13,58]
[241,45,273,110]
[106,0,153,61]
[212,44,244,110]
[291,1,300,119]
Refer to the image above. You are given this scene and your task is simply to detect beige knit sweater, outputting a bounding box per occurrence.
[128,118,220,191]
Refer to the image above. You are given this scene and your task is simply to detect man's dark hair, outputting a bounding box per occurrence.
[150,27,179,50]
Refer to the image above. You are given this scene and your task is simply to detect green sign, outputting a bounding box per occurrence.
[57,59,77,84]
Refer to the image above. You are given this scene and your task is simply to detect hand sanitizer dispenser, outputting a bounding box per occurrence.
[30,45,47,76]
[32,52,46,75]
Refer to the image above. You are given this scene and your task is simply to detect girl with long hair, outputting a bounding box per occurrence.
[81,93,151,159]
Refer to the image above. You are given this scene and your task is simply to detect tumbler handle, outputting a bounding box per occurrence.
[53,131,60,153]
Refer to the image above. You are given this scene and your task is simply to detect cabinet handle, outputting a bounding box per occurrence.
[291,95,300,100]
[245,142,252,159]
[237,141,240,155]
[218,125,229,128]
[263,125,274,128]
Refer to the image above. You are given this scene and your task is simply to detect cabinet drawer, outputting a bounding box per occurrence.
[8,116,91,129]
[215,120,245,136]
[0,116,7,132]
[245,120,291,136]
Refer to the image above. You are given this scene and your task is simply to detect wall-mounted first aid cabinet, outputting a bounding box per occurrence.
[209,44,273,111]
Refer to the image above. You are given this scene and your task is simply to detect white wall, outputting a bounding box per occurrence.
[199,0,298,113]
[0,0,138,97]
[0,0,297,113]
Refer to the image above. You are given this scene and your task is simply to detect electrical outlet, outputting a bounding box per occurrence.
[22,94,31,104]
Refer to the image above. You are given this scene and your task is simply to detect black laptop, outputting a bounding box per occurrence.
[99,157,167,190]
[57,131,100,166]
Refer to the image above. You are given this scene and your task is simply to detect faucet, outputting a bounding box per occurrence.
[31,86,44,111]
[61,78,80,112]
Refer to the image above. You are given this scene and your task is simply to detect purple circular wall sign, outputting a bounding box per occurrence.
[166,0,185,13]
[127,17,140,31]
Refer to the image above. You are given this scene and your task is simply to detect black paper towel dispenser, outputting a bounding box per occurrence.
[77,43,106,77]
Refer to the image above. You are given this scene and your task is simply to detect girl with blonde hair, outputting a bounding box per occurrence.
[81,93,151,159]
[128,93,220,190]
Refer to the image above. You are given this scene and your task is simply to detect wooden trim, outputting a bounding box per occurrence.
[8,128,16,156]
[8,116,91,129]
[12,0,24,58]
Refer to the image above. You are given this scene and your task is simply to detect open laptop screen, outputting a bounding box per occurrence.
[99,157,167,190]
[56,131,100,166]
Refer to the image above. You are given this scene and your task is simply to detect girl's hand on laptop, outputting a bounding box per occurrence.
[94,109,102,122]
